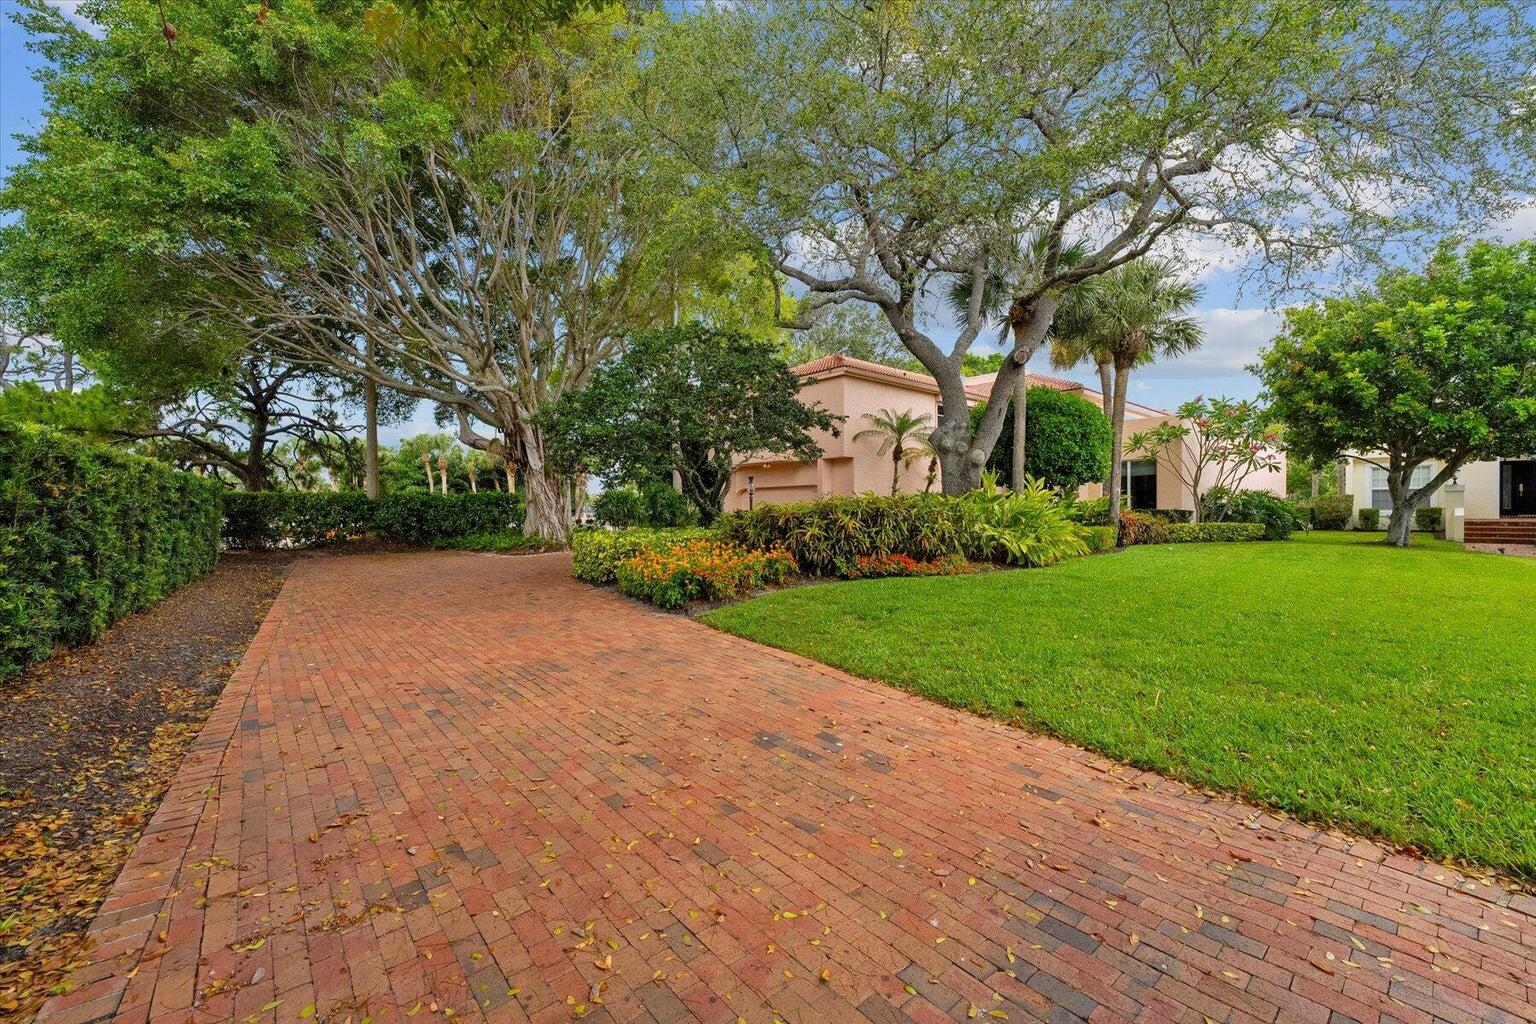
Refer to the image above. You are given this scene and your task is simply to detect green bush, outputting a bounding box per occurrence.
[0,423,221,682]
[1162,522,1267,543]
[1081,525,1119,553]
[644,483,702,527]
[1357,507,1381,530]
[1311,494,1353,530]
[1416,506,1445,533]
[1144,508,1194,524]
[1200,488,1308,540]
[973,387,1113,491]
[430,531,554,553]
[719,493,976,575]
[593,482,701,528]
[1063,495,1112,526]
[372,492,524,545]
[962,475,1089,567]
[720,481,1090,573]
[225,490,526,548]
[223,490,375,549]
[570,527,718,584]
[593,488,648,527]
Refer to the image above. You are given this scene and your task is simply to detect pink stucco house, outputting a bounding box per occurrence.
[724,355,1286,512]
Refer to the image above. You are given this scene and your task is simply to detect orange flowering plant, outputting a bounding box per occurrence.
[615,540,797,608]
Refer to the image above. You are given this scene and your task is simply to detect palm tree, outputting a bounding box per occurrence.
[854,408,933,495]
[946,233,1091,486]
[914,433,941,493]
[1053,259,1203,523]
[1047,310,1113,418]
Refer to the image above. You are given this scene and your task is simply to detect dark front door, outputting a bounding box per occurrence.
[1501,460,1536,516]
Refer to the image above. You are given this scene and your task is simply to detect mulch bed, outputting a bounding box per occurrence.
[0,551,295,1021]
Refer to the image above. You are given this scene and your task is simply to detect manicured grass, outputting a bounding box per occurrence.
[703,532,1536,878]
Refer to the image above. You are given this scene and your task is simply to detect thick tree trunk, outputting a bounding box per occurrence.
[437,453,449,493]
[923,293,1060,495]
[1107,360,1131,539]
[1011,371,1027,487]
[891,451,901,495]
[1096,361,1112,415]
[518,427,571,541]
[1384,465,1417,547]
[1310,471,1320,499]
[422,453,435,492]
[244,410,270,491]
[1385,507,1415,547]
[363,376,379,498]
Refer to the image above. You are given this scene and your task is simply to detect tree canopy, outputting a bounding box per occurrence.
[642,0,1536,492]
[0,0,743,537]
[1259,240,1536,545]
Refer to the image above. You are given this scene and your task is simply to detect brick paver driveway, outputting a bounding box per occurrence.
[40,552,1536,1024]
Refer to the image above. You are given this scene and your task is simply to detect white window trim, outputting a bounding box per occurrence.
[1368,464,1437,513]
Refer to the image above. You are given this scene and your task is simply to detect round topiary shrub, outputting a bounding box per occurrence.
[972,386,1112,491]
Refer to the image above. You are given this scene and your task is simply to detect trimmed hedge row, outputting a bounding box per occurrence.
[570,527,718,584]
[1161,522,1267,543]
[222,490,526,548]
[1,422,221,682]
[719,494,976,576]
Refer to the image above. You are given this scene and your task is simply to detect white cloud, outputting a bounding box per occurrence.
[43,2,96,32]
[1489,201,1536,243]
[1137,306,1284,379]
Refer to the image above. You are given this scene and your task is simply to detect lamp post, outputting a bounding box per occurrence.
[747,474,755,511]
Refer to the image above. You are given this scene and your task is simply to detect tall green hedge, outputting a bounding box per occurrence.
[0,422,221,682]
[719,494,978,575]
[222,490,527,549]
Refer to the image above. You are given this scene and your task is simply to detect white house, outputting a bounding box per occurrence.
[1339,454,1536,551]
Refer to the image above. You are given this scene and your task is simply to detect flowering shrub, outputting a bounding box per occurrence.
[838,553,968,579]
[571,527,717,583]
[616,540,797,608]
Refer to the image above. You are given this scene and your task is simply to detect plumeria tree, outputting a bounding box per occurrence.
[1129,397,1283,523]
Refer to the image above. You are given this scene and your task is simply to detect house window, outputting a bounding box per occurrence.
[1121,459,1158,509]
[1368,464,1434,511]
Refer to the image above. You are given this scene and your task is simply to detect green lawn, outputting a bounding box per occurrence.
[703,532,1536,878]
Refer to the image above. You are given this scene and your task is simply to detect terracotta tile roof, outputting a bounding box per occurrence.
[790,354,1177,417]
[962,370,1085,393]
[792,354,1082,404]
[965,369,1172,417]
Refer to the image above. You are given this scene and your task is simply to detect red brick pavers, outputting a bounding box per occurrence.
[37,552,1536,1024]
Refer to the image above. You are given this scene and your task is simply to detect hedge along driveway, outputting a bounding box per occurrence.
[705,532,1536,878]
[0,422,220,682]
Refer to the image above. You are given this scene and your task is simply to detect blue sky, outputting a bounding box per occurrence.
[4,2,1532,436]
